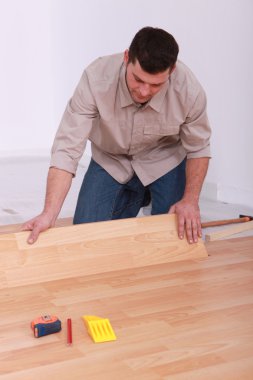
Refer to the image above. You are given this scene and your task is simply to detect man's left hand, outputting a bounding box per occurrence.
[168,199,202,244]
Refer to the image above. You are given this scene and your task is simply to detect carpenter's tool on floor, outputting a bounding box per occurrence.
[67,318,72,345]
[31,315,61,338]
[82,315,117,343]
[201,215,253,228]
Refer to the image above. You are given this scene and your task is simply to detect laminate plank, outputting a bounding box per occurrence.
[13,214,200,250]
[205,220,253,241]
[0,215,208,288]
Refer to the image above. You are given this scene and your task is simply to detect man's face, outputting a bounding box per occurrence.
[124,50,173,104]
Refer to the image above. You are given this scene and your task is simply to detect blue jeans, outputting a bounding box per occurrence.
[73,158,186,224]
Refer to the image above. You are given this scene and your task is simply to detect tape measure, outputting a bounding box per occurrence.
[31,315,61,338]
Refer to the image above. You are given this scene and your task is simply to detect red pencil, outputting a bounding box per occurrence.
[67,318,72,345]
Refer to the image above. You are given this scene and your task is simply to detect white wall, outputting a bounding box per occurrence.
[0,0,55,154]
[1,0,253,207]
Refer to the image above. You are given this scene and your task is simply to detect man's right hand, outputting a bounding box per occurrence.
[21,167,73,244]
[21,212,56,244]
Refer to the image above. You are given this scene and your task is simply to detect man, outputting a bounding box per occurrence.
[22,27,211,244]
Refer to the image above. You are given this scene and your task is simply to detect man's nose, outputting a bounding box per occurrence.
[139,83,150,96]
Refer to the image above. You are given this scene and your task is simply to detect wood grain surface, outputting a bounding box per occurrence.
[205,220,253,241]
[0,215,252,379]
[0,217,73,235]
[0,214,207,289]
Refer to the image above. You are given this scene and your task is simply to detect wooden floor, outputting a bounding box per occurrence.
[0,216,253,379]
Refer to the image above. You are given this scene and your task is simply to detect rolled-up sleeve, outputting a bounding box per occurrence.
[50,71,98,175]
[180,87,211,159]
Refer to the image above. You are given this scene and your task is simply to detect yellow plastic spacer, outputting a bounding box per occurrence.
[82,315,117,343]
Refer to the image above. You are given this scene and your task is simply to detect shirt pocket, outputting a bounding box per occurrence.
[144,124,180,136]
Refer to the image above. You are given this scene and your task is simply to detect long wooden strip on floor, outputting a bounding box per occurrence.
[0,214,207,289]
[205,220,253,241]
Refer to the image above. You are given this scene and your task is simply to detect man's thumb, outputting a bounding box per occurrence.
[168,205,175,214]
[27,227,39,244]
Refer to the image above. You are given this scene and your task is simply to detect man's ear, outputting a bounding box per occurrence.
[169,64,176,75]
[124,49,129,64]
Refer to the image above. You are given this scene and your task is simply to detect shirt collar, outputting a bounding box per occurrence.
[148,80,169,112]
[119,63,134,108]
[119,62,170,111]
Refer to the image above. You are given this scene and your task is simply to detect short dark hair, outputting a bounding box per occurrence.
[128,27,179,74]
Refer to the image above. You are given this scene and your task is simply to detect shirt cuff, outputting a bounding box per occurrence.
[50,153,77,177]
[186,145,211,159]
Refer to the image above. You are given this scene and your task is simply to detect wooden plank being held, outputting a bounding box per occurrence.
[1,214,208,288]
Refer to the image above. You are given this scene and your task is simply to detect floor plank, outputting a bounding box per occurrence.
[0,215,207,288]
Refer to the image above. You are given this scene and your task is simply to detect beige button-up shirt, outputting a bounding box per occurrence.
[50,53,211,186]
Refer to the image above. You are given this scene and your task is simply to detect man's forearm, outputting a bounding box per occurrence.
[182,157,210,202]
[43,167,73,220]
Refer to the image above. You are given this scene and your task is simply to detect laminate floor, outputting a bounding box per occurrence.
[0,229,252,379]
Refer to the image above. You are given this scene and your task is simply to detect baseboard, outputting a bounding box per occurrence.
[201,181,253,209]
[1,151,252,210]
[0,142,92,159]
[0,150,91,166]
[200,182,218,202]
[218,185,253,209]
[0,149,50,158]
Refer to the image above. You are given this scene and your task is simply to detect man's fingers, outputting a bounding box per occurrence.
[168,205,185,239]
[21,221,33,231]
[177,215,185,240]
[197,220,202,238]
[185,220,194,244]
[27,225,41,244]
[27,232,35,245]
[191,222,198,243]
[170,200,202,244]
[21,213,54,244]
